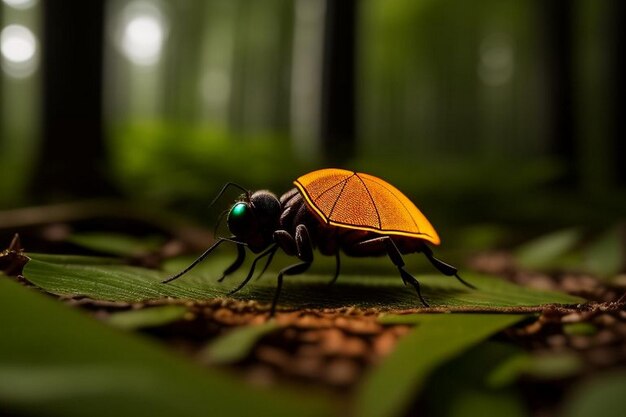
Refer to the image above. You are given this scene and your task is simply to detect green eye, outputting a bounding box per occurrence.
[231,202,247,217]
[228,202,253,237]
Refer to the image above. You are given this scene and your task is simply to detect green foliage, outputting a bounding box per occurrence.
[356,315,525,417]
[200,321,280,365]
[514,228,582,269]
[563,371,626,417]
[563,322,597,337]
[21,253,581,308]
[106,305,189,330]
[0,279,336,417]
[487,351,583,387]
[512,225,625,279]
[421,342,529,417]
[584,225,625,279]
[66,233,165,257]
[108,122,314,214]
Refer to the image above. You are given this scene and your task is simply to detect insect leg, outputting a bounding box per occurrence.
[228,245,278,295]
[254,245,278,281]
[218,243,246,282]
[327,251,341,286]
[421,244,476,289]
[162,237,242,284]
[270,261,311,316]
[384,237,430,307]
[269,225,314,316]
[273,230,298,256]
[295,225,314,262]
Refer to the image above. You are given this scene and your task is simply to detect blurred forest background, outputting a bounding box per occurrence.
[0,0,624,246]
[1,3,626,416]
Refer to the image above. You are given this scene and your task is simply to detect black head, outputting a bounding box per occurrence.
[227,190,281,252]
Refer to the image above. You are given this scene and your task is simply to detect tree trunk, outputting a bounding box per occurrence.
[320,0,357,164]
[33,0,114,201]
[538,0,576,186]
[610,0,625,186]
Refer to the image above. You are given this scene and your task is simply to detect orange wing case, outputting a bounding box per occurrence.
[294,168,441,245]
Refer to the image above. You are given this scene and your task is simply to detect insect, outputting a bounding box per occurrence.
[163,168,475,315]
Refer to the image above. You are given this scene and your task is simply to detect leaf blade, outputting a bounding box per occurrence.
[514,228,582,269]
[0,279,337,417]
[356,314,525,417]
[21,253,582,309]
[200,321,281,365]
[106,305,189,330]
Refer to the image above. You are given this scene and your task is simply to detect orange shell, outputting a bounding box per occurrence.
[293,168,441,245]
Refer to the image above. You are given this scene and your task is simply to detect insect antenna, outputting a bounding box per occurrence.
[213,208,230,237]
[209,182,251,208]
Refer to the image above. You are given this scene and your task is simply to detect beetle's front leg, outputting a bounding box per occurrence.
[269,225,314,315]
[218,243,246,282]
[227,244,278,295]
[273,230,297,256]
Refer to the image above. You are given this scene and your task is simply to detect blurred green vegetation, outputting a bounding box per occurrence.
[1,0,624,238]
[0,278,336,417]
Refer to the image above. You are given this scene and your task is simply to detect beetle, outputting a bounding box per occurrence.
[163,168,475,315]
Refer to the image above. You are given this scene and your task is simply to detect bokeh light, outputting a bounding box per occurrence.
[2,0,37,10]
[116,1,167,66]
[0,24,38,78]
[478,33,514,87]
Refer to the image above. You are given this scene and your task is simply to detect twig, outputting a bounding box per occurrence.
[387,301,625,315]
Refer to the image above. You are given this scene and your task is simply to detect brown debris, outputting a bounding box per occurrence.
[0,234,29,276]
[372,330,398,358]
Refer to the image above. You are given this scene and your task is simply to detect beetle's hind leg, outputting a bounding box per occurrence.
[383,238,430,307]
[421,244,476,290]
[327,251,341,286]
[346,236,430,306]
[218,243,246,282]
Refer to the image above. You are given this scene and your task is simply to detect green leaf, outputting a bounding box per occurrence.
[106,305,189,330]
[523,352,583,380]
[585,225,624,278]
[355,314,525,417]
[66,232,165,257]
[485,353,531,388]
[444,389,527,417]
[563,371,626,417]
[21,253,582,308]
[486,351,583,388]
[563,322,597,336]
[422,342,528,417]
[514,228,582,269]
[200,321,281,365]
[28,253,124,265]
[0,279,336,417]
